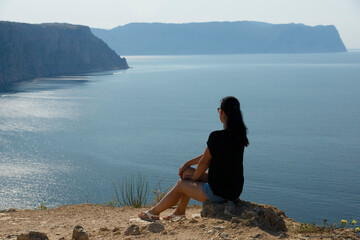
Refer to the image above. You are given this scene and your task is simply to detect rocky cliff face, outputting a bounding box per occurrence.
[91,21,347,55]
[0,21,128,86]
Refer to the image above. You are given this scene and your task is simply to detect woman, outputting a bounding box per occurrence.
[139,96,249,221]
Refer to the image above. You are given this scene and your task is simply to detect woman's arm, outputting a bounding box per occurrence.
[178,154,203,178]
[192,147,211,181]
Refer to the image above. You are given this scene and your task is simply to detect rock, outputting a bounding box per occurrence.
[146,222,165,233]
[17,231,49,240]
[218,232,231,239]
[112,227,120,232]
[124,224,141,236]
[278,232,288,239]
[5,208,19,213]
[213,225,225,231]
[191,213,201,218]
[252,233,262,238]
[231,217,241,223]
[99,227,110,231]
[189,219,198,223]
[201,200,287,232]
[72,225,89,240]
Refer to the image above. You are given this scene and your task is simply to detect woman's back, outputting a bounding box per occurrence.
[207,130,245,201]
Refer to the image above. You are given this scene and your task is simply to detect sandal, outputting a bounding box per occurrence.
[139,211,159,222]
[163,213,186,220]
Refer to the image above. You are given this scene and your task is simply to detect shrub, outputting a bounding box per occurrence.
[151,180,172,205]
[113,175,148,208]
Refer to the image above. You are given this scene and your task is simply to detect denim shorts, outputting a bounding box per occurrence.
[202,183,227,203]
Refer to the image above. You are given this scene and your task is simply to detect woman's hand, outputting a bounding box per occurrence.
[178,163,189,179]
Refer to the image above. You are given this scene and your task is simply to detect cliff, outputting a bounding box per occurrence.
[1,203,359,239]
[91,21,347,55]
[0,21,129,86]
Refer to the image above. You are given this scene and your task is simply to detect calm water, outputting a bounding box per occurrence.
[1,53,359,224]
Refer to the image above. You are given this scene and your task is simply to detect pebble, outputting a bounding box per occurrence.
[146,222,165,233]
[252,233,262,238]
[72,226,89,240]
[219,232,231,239]
[213,225,225,231]
[124,224,141,236]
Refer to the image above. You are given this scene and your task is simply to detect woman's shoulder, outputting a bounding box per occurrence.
[209,130,227,138]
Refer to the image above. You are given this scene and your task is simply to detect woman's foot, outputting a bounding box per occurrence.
[163,213,186,220]
[138,210,160,221]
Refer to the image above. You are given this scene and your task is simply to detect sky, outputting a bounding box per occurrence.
[0,0,359,49]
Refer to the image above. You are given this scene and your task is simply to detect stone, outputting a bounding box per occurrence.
[231,217,241,223]
[201,199,287,232]
[252,233,262,238]
[218,232,231,239]
[5,208,19,213]
[124,224,141,236]
[189,219,198,223]
[72,225,89,240]
[278,232,288,239]
[112,227,120,232]
[17,231,49,240]
[99,227,110,231]
[213,225,225,231]
[146,222,165,233]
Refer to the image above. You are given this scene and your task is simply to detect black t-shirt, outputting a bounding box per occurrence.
[207,130,245,200]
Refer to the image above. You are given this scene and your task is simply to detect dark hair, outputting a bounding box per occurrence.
[220,96,249,146]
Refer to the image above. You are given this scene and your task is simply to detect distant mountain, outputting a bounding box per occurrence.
[0,21,128,86]
[91,21,347,55]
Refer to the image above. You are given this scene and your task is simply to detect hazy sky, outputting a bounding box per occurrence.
[1,0,359,48]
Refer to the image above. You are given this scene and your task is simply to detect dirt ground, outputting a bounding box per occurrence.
[0,204,359,240]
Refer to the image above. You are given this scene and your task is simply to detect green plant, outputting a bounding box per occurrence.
[113,175,149,208]
[339,219,359,232]
[107,196,120,207]
[298,222,325,233]
[151,180,172,205]
[37,202,47,210]
[298,218,360,234]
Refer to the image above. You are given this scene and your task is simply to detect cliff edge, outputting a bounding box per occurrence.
[0,21,129,86]
[1,203,359,239]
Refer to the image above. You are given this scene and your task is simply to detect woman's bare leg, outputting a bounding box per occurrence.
[153,179,207,214]
[139,178,207,218]
[165,167,208,217]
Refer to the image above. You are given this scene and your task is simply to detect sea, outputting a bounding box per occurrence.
[0,53,359,224]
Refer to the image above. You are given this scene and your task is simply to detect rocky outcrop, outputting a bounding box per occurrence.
[91,21,347,55]
[0,21,129,86]
[1,204,359,240]
[201,199,287,232]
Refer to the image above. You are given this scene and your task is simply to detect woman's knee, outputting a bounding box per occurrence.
[181,167,195,179]
[175,179,189,191]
